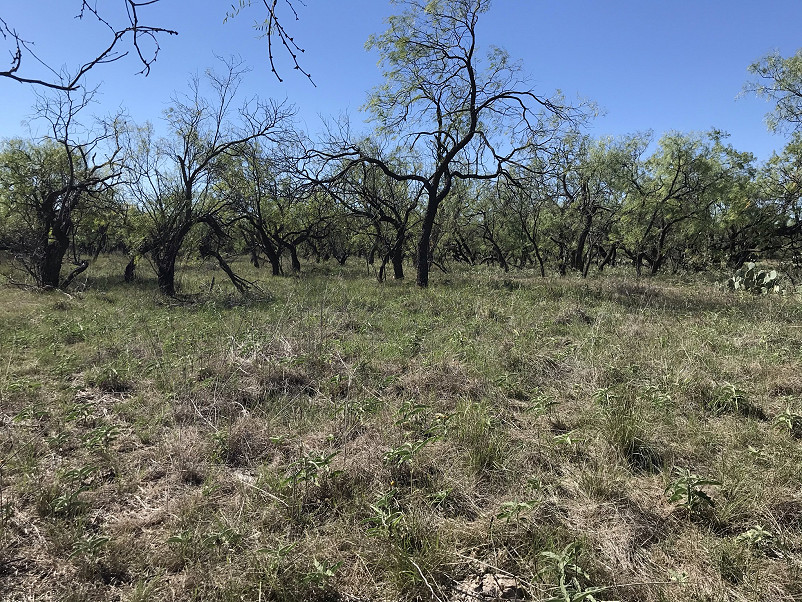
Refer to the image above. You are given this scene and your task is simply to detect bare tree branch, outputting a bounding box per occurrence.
[1,2,177,91]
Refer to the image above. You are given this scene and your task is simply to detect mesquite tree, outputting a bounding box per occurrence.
[126,59,294,295]
[0,89,125,289]
[322,142,422,281]
[351,0,571,287]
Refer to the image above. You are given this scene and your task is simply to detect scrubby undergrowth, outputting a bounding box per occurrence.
[1,257,801,601]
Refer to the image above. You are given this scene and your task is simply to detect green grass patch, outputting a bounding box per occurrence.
[1,258,801,600]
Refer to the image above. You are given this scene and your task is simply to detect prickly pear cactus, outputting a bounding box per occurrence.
[726,263,781,294]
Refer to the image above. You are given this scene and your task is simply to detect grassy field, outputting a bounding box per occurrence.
[1,257,801,601]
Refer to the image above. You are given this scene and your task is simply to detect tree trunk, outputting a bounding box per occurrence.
[254,228,281,275]
[533,241,546,278]
[367,238,378,266]
[91,225,109,262]
[572,211,593,272]
[597,244,616,272]
[289,245,301,273]
[416,196,439,288]
[61,260,89,290]
[38,234,70,289]
[249,247,260,268]
[267,252,281,276]
[391,233,405,280]
[377,253,389,282]
[152,234,187,297]
[155,252,178,297]
[124,256,136,282]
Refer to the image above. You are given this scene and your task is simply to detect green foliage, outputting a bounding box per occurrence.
[302,557,343,587]
[735,525,775,552]
[665,467,720,513]
[775,408,802,438]
[68,534,110,561]
[747,49,802,132]
[82,424,120,451]
[364,489,404,537]
[704,382,765,419]
[726,262,781,294]
[539,541,615,602]
[39,464,97,517]
[282,451,340,488]
[496,499,538,525]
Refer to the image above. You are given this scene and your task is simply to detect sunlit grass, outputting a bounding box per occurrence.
[1,256,801,600]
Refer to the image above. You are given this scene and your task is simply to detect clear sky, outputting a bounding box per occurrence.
[1,1,801,161]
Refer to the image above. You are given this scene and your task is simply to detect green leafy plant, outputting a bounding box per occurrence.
[496,499,539,536]
[735,525,774,549]
[593,387,617,407]
[255,541,298,575]
[364,489,404,537]
[40,464,97,516]
[726,263,781,294]
[280,450,341,522]
[553,432,582,446]
[65,400,94,425]
[68,534,110,560]
[282,451,340,488]
[775,409,802,438]
[396,399,431,427]
[47,431,70,450]
[539,541,615,602]
[526,394,559,416]
[426,488,452,508]
[83,424,120,451]
[86,366,131,392]
[665,467,720,513]
[166,529,196,564]
[705,383,765,419]
[383,438,432,468]
[302,557,343,587]
[496,499,538,525]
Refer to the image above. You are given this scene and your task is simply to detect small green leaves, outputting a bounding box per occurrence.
[666,467,720,513]
[282,451,340,488]
[496,499,538,524]
[775,409,802,438]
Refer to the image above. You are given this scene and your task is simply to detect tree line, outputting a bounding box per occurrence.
[1,0,801,294]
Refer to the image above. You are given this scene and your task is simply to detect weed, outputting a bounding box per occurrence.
[704,382,766,420]
[526,393,559,416]
[302,557,343,587]
[68,534,110,561]
[665,467,720,514]
[83,424,120,451]
[38,464,97,517]
[775,409,802,438]
[496,499,538,528]
[282,451,340,489]
[539,541,614,602]
[736,525,777,556]
[383,438,432,469]
[365,489,404,537]
[86,366,132,393]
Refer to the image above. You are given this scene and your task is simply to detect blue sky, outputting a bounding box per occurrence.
[1,1,801,161]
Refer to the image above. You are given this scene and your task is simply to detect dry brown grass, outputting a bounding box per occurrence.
[1,263,801,600]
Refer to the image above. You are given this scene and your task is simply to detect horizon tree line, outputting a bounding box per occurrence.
[1,0,802,294]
